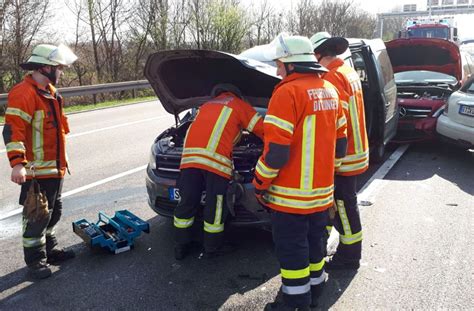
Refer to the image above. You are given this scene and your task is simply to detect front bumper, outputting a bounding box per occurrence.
[393,118,437,143]
[436,114,474,148]
[145,165,271,227]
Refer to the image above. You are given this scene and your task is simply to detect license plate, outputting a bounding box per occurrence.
[169,188,206,204]
[459,104,474,117]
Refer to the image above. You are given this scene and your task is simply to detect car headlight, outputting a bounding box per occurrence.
[149,145,157,170]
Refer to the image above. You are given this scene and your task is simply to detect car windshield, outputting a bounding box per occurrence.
[462,79,474,93]
[394,70,457,85]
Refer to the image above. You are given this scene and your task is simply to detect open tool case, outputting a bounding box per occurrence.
[73,210,150,254]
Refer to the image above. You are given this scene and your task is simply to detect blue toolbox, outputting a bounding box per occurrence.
[72,210,150,254]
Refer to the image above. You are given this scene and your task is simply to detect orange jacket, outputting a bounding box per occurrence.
[324,58,369,176]
[3,75,69,179]
[253,73,347,215]
[180,92,264,179]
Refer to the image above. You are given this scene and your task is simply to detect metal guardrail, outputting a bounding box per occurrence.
[0,80,151,107]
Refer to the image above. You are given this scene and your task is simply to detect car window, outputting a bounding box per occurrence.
[351,51,368,83]
[375,49,394,86]
[394,70,457,84]
[464,80,474,93]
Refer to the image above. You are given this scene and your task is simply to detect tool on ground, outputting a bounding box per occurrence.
[72,210,150,254]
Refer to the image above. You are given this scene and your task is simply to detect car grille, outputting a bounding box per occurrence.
[399,106,432,119]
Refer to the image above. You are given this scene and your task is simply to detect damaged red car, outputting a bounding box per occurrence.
[386,38,463,142]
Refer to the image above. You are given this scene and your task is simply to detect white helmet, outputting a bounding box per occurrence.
[310,32,349,55]
[20,44,78,70]
[265,33,318,63]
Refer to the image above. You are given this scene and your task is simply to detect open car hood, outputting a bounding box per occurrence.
[386,38,462,81]
[144,49,280,116]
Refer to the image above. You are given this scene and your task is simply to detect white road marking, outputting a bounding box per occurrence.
[327,144,410,249]
[0,165,147,221]
[0,115,171,153]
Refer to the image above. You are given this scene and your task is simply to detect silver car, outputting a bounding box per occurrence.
[437,75,474,148]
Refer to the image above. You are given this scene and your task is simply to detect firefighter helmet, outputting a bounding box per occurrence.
[211,83,243,99]
[266,33,318,63]
[20,44,78,70]
[311,32,349,55]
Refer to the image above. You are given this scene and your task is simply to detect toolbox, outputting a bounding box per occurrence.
[72,210,150,254]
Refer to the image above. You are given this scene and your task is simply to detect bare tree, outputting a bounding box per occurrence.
[1,0,51,88]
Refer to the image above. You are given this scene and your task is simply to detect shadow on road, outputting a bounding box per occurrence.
[0,215,282,310]
[386,141,474,196]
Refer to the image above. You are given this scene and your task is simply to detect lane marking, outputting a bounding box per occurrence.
[0,165,147,221]
[327,144,410,249]
[0,115,172,153]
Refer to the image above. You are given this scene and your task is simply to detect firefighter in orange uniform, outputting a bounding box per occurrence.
[311,32,370,270]
[253,34,348,310]
[2,44,77,279]
[174,84,264,260]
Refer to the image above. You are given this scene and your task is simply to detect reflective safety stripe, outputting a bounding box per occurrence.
[264,115,294,135]
[25,160,57,169]
[336,200,352,236]
[342,151,369,162]
[310,272,327,285]
[246,113,262,132]
[23,235,46,248]
[204,221,224,233]
[32,110,45,161]
[181,156,233,176]
[6,141,26,153]
[326,225,333,235]
[338,158,369,173]
[6,107,32,123]
[301,115,316,189]
[282,282,311,295]
[310,258,325,272]
[174,216,194,228]
[256,159,279,179]
[46,226,56,237]
[281,266,310,279]
[27,167,59,177]
[337,114,347,129]
[214,195,223,225]
[335,158,343,168]
[340,230,363,245]
[182,148,232,167]
[341,101,349,110]
[207,106,233,152]
[268,184,333,198]
[348,96,363,154]
[264,193,333,209]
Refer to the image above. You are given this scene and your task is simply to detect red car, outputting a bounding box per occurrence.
[386,38,463,142]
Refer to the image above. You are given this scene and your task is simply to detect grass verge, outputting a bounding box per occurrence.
[0,96,157,124]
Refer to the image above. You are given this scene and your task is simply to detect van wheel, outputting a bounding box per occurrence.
[371,143,385,163]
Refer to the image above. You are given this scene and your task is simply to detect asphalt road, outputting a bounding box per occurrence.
[0,102,473,310]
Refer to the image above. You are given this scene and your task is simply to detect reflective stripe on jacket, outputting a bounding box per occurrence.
[324,59,369,176]
[3,75,69,179]
[253,73,347,215]
[180,92,264,179]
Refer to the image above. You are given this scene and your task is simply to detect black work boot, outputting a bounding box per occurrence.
[47,248,75,265]
[28,262,52,280]
[325,254,360,270]
[174,244,190,260]
[310,281,326,308]
[264,301,310,311]
[201,242,237,259]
